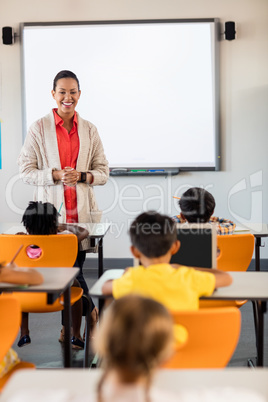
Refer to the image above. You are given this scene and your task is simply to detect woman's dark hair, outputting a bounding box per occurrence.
[22,201,59,235]
[179,187,215,223]
[53,70,80,91]
[129,211,177,258]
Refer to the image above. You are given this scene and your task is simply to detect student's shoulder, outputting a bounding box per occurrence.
[170,263,193,273]
[172,214,183,223]
[210,216,236,235]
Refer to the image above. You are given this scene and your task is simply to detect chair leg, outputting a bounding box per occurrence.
[248,301,259,368]
[82,293,92,368]
[252,300,259,346]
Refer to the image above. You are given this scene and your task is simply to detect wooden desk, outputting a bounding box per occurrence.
[89,270,268,367]
[0,222,111,278]
[1,368,268,401]
[234,223,268,271]
[0,267,79,368]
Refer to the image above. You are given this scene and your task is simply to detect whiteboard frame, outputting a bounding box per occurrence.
[20,19,221,173]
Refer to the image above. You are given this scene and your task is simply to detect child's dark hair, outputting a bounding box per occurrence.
[53,70,80,91]
[22,201,59,235]
[129,211,177,258]
[179,187,215,223]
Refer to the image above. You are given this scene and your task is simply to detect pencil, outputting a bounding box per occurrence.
[58,202,63,214]
[10,245,23,264]
[173,196,180,200]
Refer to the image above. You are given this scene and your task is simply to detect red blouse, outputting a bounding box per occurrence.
[53,108,79,223]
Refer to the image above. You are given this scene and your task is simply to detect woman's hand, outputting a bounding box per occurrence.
[53,167,79,187]
[62,167,79,187]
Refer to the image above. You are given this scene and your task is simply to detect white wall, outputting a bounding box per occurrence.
[0,0,267,258]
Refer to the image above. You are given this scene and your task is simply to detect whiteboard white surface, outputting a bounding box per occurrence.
[21,20,220,171]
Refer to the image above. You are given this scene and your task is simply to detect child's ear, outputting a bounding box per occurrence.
[171,240,180,255]
[130,245,141,258]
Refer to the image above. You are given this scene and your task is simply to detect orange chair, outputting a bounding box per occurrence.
[0,234,79,268]
[200,233,254,308]
[162,307,241,369]
[217,233,255,272]
[0,234,83,329]
[0,295,35,392]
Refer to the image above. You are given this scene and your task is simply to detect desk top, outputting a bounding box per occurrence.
[0,222,111,238]
[206,271,268,301]
[89,269,124,296]
[0,267,79,294]
[72,222,111,238]
[89,270,268,301]
[234,223,268,237]
[1,368,268,401]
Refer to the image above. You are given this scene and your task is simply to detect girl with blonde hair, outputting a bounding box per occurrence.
[94,294,177,402]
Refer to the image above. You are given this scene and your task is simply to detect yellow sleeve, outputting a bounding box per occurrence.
[113,269,135,299]
[190,269,216,297]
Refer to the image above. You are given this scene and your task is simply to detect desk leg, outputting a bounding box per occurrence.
[83,294,92,368]
[255,237,261,271]
[63,287,72,368]
[98,237,103,278]
[256,301,266,367]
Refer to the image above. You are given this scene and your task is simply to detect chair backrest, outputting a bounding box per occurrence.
[0,234,78,267]
[217,234,254,271]
[163,307,241,369]
[170,223,217,268]
[0,295,21,362]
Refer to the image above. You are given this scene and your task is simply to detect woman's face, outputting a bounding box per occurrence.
[51,78,81,119]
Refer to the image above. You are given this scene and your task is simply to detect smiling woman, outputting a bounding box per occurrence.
[18,69,109,229]
[17,70,109,344]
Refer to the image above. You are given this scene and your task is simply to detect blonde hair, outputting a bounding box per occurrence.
[94,295,174,402]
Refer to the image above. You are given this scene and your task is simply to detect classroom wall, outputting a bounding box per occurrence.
[0,0,267,259]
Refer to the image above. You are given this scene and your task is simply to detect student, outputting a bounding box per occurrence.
[102,211,232,345]
[0,262,43,379]
[94,294,177,402]
[17,201,98,350]
[173,187,236,234]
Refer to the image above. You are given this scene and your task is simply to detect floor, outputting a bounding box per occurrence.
[12,263,268,369]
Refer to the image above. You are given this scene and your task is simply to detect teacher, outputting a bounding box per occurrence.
[18,70,109,341]
[18,70,109,231]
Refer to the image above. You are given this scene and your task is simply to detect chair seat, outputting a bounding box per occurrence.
[12,287,83,313]
[199,299,247,308]
[0,362,35,391]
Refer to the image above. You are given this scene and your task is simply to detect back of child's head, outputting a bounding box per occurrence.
[95,294,174,391]
[129,211,177,258]
[22,201,58,235]
[179,187,215,223]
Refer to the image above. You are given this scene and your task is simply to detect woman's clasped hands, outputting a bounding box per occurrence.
[60,166,80,187]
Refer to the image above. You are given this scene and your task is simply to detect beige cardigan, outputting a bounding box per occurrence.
[18,110,109,231]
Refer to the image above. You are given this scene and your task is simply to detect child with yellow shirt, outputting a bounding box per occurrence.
[102,211,232,346]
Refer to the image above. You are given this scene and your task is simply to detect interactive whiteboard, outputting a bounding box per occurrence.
[21,19,220,173]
